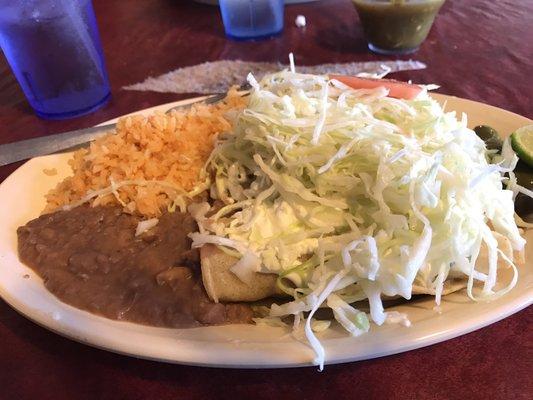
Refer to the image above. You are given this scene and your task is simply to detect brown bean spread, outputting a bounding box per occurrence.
[17,205,253,328]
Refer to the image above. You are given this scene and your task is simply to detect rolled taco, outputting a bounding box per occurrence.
[199,232,517,303]
[200,244,285,302]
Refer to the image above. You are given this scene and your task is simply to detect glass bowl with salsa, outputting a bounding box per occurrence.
[352,0,445,55]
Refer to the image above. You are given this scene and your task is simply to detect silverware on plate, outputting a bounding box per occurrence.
[0,91,238,167]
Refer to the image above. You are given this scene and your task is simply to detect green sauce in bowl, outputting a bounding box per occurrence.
[352,0,445,54]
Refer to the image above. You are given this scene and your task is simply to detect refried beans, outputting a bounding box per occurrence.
[17,205,253,327]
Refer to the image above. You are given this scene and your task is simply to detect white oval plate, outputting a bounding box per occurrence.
[0,94,531,368]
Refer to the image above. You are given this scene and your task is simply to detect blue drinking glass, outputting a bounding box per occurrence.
[219,0,284,40]
[0,0,111,120]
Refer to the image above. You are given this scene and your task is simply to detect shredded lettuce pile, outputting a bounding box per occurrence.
[189,69,527,369]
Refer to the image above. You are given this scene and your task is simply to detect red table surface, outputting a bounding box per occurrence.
[0,0,532,399]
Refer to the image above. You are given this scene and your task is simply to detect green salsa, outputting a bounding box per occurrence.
[352,0,445,54]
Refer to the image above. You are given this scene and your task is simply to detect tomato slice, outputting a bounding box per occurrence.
[329,75,423,100]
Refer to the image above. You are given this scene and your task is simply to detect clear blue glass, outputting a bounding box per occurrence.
[0,0,111,120]
[219,0,284,40]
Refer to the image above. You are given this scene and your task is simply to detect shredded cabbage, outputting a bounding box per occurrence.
[189,69,529,369]
[135,218,159,237]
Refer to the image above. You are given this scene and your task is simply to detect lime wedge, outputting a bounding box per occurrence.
[511,125,533,167]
